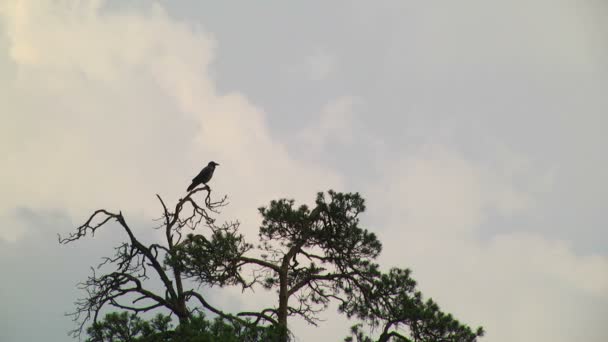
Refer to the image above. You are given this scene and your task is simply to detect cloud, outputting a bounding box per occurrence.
[298,96,357,152]
[370,145,536,235]
[0,0,343,243]
[368,146,608,341]
[0,2,606,342]
[0,1,344,339]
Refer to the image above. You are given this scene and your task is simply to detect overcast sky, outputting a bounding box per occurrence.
[1,1,607,341]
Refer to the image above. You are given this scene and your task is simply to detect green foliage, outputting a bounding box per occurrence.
[342,268,484,342]
[256,191,483,341]
[86,312,280,342]
[344,324,375,342]
[73,189,483,342]
[167,229,252,287]
[86,312,171,342]
[258,190,382,282]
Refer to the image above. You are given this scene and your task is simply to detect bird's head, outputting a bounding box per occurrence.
[208,161,219,167]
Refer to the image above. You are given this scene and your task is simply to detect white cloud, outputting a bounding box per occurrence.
[371,145,535,235]
[0,0,343,244]
[368,146,608,342]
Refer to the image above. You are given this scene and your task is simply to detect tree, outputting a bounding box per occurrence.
[62,187,483,342]
[86,312,172,341]
[171,191,384,341]
[59,187,253,337]
[342,268,484,342]
[86,311,277,342]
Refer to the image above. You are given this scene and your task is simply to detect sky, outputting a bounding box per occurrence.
[0,0,607,341]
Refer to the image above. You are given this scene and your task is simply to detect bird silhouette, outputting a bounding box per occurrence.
[187,161,219,192]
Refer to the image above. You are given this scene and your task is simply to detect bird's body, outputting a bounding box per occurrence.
[187,161,219,191]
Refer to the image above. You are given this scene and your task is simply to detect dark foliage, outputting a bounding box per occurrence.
[64,187,483,342]
[86,311,279,342]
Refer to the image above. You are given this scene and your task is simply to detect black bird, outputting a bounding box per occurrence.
[187,161,219,192]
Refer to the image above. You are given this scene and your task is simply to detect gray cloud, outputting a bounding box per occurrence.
[1,1,606,341]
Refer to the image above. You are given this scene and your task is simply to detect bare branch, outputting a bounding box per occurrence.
[237,309,279,325]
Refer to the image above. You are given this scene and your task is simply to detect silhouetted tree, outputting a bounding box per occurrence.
[59,186,255,338]
[172,191,483,342]
[171,191,382,341]
[86,311,277,342]
[343,268,484,341]
[62,187,483,342]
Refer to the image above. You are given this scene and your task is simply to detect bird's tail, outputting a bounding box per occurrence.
[187,183,196,192]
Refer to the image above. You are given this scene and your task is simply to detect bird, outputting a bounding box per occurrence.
[187,161,219,192]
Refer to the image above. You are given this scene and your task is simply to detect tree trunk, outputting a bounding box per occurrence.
[176,299,189,326]
[277,265,289,342]
[174,267,189,325]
